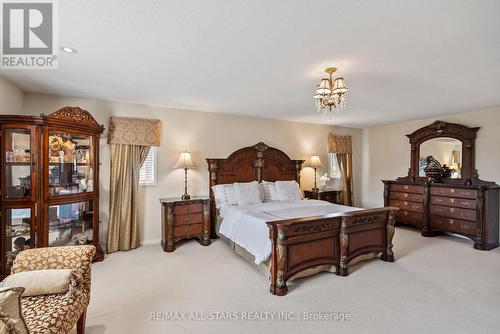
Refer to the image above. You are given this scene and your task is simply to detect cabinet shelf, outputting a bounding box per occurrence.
[5,161,31,166]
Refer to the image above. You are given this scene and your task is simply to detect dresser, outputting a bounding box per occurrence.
[303,190,341,204]
[159,197,211,252]
[383,121,499,250]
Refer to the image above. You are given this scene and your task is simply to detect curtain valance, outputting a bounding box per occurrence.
[108,117,161,146]
[328,134,352,154]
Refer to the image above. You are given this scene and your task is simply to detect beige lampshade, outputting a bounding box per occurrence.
[174,151,196,169]
[316,78,332,94]
[332,77,348,93]
[313,85,323,99]
[304,155,323,169]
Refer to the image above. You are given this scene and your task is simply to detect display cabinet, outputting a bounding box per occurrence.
[0,107,104,278]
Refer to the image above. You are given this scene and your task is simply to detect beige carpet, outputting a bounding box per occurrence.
[72,227,500,334]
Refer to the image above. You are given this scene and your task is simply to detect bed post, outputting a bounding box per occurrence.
[381,210,396,262]
[337,220,349,276]
[207,159,219,239]
[268,226,288,296]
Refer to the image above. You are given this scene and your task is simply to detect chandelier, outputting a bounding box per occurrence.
[313,67,348,114]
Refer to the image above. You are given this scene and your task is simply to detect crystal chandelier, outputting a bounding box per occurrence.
[313,67,348,114]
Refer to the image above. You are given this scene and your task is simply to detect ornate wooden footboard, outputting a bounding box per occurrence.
[267,207,398,296]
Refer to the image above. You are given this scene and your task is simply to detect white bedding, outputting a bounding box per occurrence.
[218,199,361,265]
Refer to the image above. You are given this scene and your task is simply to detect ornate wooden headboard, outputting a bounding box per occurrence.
[206,142,304,235]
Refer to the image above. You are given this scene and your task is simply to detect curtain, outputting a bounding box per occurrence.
[107,117,161,253]
[107,144,150,253]
[328,134,353,206]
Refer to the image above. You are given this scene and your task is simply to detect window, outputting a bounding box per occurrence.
[328,153,342,179]
[139,147,157,186]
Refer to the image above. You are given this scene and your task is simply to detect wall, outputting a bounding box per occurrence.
[362,107,500,208]
[22,93,363,245]
[0,76,23,114]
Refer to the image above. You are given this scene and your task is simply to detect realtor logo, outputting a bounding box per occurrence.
[1,0,58,69]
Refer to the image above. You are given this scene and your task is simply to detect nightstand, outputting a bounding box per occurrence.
[159,197,211,252]
[303,190,342,204]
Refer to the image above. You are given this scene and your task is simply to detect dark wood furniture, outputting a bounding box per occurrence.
[383,121,499,250]
[304,190,341,204]
[0,107,104,279]
[207,142,398,296]
[159,197,211,252]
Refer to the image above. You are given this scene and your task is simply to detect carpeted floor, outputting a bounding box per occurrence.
[72,227,500,334]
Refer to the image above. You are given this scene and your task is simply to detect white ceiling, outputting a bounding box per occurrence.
[2,0,500,128]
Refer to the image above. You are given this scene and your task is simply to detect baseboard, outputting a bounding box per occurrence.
[140,239,161,246]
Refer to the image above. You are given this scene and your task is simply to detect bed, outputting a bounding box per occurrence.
[207,142,398,296]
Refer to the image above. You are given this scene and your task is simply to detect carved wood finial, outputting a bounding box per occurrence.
[253,142,269,153]
[430,120,448,135]
[47,106,104,131]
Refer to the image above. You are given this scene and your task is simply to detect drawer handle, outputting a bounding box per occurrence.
[404,185,409,190]
[449,219,454,225]
[450,208,454,213]
[185,207,191,213]
[450,198,455,203]
[403,211,408,216]
[450,189,455,193]
[403,193,408,198]
[403,201,408,206]
[184,217,191,223]
[462,224,470,230]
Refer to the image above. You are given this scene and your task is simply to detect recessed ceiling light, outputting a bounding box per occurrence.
[60,47,77,54]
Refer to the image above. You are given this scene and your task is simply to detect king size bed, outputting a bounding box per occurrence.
[207,142,398,296]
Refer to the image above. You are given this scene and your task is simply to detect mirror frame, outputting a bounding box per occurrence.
[405,121,479,185]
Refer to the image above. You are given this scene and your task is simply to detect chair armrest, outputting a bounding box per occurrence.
[12,246,95,273]
[11,246,96,292]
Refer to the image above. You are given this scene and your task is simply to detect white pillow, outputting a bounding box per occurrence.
[234,181,263,205]
[275,180,303,201]
[211,183,239,208]
[261,181,280,202]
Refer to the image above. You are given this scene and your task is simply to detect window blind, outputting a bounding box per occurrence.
[139,147,157,186]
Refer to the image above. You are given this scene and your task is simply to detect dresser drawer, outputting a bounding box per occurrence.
[174,223,203,237]
[430,205,477,222]
[390,184,425,194]
[390,192,424,202]
[430,216,478,235]
[174,213,203,225]
[173,203,203,215]
[430,187,477,199]
[430,196,476,209]
[396,210,424,226]
[389,200,424,213]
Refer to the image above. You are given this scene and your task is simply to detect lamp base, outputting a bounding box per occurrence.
[181,194,191,200]
[311,187,319,193]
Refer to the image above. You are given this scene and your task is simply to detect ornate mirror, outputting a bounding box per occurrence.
[405,121,480,185]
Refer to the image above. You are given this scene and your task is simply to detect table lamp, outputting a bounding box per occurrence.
[174,151,196,200]
[305,155,323,192]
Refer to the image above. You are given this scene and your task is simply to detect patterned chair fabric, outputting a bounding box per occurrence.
[11,246,96,334]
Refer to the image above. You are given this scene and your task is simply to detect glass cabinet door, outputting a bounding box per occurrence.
[4,128,32,199]
[47,200,94,247]
[2,207,33,273]
[48,131,94,196]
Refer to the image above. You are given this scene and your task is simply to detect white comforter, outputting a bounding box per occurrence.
[219,200,360,265]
